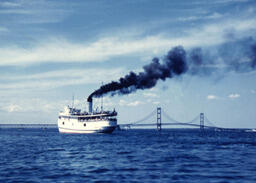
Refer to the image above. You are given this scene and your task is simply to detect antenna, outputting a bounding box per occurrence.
[72,94,74,109]
[101,82,103,112]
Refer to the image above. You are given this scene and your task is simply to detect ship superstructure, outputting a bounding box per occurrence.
[58,99,117,134]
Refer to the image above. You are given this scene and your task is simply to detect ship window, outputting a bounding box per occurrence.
[62,122,65,125]
[84,123,86,127]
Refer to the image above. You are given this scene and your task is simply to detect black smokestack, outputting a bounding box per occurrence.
[88,46,188,101]
[87,96,92,102]
[88,37,256,101]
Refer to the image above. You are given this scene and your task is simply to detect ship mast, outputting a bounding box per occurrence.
[72,94,74,109]
[101,82,103,112]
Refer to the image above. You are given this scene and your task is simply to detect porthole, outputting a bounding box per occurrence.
[84,123,86,127]
[62,122,65,125]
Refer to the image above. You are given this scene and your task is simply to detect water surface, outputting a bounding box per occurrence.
[0,128,256,182]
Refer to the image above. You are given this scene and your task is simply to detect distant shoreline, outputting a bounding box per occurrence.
[0,124,254,132]
[0,124,57,128]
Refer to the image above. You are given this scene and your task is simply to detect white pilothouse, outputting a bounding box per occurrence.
[58,98,117,134]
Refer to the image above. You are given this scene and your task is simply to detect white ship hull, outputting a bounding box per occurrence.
[58,98,117,134]
[58,119,117,134]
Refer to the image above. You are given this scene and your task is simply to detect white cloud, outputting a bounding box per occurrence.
[0,97,115,114]
[0,1,21,8]
[0,36,173,66]
[127,101,143,106]
[0,68,124,90]
[119,99,143,107]
[191,0,249,5]
[207,95,218,100]
[214,0,249,3]
[0,98,60,113]
[0,0,70,24]
[178,12,223,22]
[4,104,22,112]
[152,101,160,105]
[228,93,240,99]
[146,99,152,103]
[0,27,8,32]
[0,9,33,14]
[143,92,159,98]
[207,12,223,19]
[0,17,255,66]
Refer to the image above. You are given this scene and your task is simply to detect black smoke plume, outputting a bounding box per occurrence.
[88,37,256,102]
[88,46,187,101]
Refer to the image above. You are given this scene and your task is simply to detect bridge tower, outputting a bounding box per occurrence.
[157,107,162,131]
[200,113,204,130]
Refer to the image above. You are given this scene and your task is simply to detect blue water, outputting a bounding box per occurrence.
[0,128,256,183]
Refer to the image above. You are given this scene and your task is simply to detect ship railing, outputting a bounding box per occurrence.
[93,111,117,116]
[78,116,117,122]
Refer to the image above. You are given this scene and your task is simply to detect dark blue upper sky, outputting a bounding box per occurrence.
[0,0,256,128]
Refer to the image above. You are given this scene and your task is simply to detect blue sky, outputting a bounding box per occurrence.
[0,0,256,128]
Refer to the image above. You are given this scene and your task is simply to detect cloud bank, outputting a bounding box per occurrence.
[0,18,255,66]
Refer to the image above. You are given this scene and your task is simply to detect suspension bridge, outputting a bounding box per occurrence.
[0,107,250,131]
[118,107,231,131]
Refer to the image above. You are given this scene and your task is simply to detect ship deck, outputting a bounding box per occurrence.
[59,112,117,118]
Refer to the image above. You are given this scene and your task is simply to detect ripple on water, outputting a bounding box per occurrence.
[0,129,256,183]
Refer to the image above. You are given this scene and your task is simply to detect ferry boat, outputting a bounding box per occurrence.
[57,98,117,134]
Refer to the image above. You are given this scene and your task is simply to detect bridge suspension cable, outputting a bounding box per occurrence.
[128,109,156,125]
[186,114,200,124]
[162,110,182,124]
[162,109,200,124]
[204,116,216,127]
